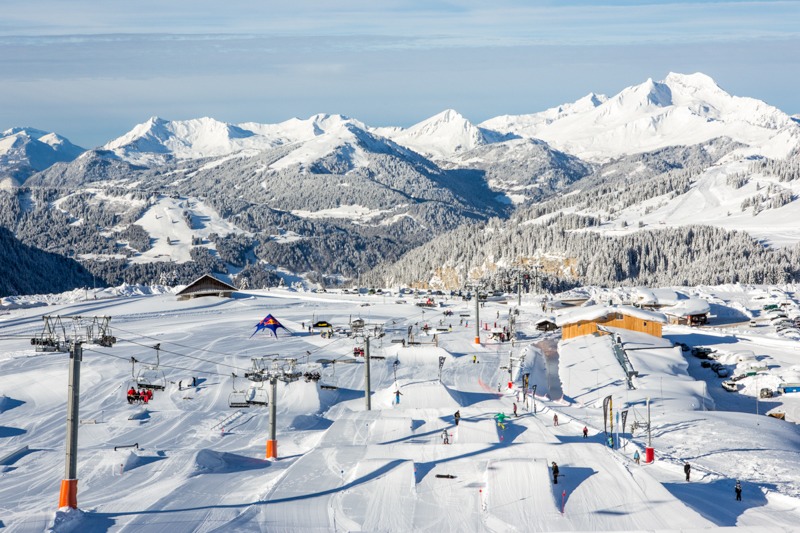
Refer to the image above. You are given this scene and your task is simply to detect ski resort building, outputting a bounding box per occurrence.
[556,305,667,340]
[660,298,712,326]
[176,274,237,300]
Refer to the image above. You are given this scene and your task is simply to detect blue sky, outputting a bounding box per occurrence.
[2,1,798,147]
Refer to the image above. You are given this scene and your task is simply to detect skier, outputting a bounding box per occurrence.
[178,380,182,391]
[395,390,403,404]
[441,428,449,445]
[551,462,560,484]
[553,413,559,426]
[192,376,197,387]
[473,355,477,364]
[513,403,518,417]
[582,426,588,439]
[454,410,461,426]
[633,450,640,464]
[735,480,742,501]
[684,462,691,482]
[495,412,508,430]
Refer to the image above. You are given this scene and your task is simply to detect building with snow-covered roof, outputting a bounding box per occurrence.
[556,305,667,340]
[176,273,237,300]
[660,298,711,326]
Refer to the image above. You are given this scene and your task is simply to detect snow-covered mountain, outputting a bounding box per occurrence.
[383,109,497,160]
[481,73,800,161]
[0,127,85,187]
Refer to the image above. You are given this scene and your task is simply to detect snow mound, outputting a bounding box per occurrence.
[192,449,270,475]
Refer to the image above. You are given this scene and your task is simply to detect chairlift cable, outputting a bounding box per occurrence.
[114,336,250,372]
[84,347,232,377]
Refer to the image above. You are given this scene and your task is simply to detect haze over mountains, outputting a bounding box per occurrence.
[1,72,799,295]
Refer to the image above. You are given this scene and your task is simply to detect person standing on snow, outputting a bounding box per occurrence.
[454,410,461,426]
[583,426,588,439]
[441,428,449,444]
[395,390,402,404]
[513,403,518,417]
[633,450,640,464]
[553,413,559,426]
[684,462,691,482]
[551,462,560,484]
[735,480,742,501]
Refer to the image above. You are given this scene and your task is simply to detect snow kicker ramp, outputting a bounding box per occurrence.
[259,448,415,532]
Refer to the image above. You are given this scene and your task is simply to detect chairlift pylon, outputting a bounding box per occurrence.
[136,343,166,390]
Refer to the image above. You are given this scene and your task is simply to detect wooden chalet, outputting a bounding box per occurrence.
[557,305,667,340]
[176,274,237,300]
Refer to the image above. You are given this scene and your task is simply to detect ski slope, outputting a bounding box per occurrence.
[1,287,799,532]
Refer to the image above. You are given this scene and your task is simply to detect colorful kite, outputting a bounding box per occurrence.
[251,314,289,338]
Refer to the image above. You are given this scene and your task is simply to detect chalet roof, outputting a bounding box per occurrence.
[556,304,668,327]
[661,298,711,318]
[175,274,237,296]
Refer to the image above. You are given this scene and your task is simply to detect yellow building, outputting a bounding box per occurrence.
[556,305,667,340]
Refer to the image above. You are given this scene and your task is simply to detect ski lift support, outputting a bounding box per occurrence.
[31,316,68,352]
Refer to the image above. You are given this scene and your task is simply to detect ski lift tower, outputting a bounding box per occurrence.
[265,358,301,459]
[466,282,482,345]
[356,323,384,411]
[30,316,116,510]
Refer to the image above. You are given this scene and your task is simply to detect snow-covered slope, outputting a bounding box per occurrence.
[481,73,800,161]
[0,127,85,187]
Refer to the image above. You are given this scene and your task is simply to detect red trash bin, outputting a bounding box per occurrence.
[645,447,655,463]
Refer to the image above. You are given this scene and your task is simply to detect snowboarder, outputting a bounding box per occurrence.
[633,450,640,464]
[553,413,559,426]
[583,426,588,439]
[473,355,477,364]
[454,410,461,426]
[441,428,449,445]
[552,462,560,484]
[495,412,508,430]
[735,480,742,501]
[684,462,691,482]
[394,390,403,404]
[513,403,518,417]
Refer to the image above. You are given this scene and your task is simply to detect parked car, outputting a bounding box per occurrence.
[691,346,714,359]
[701,360,712,368]
[715,367,730,378]
[722,380,738,392]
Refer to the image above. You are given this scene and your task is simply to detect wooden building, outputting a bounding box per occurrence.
[557,305,667,340]
[176,274,237,300]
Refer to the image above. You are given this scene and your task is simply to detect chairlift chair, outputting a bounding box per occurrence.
[319,362,338,390]
[228,373,251,409]
[136,344,167,390]
[247,380,269,406]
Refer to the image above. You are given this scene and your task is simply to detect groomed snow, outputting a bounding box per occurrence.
[1,285,799,531]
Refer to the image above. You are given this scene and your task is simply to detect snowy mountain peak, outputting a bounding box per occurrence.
[481,72,800,160]
[388,109,489,159]
[103,116,259,164]
[0,127,85,186]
